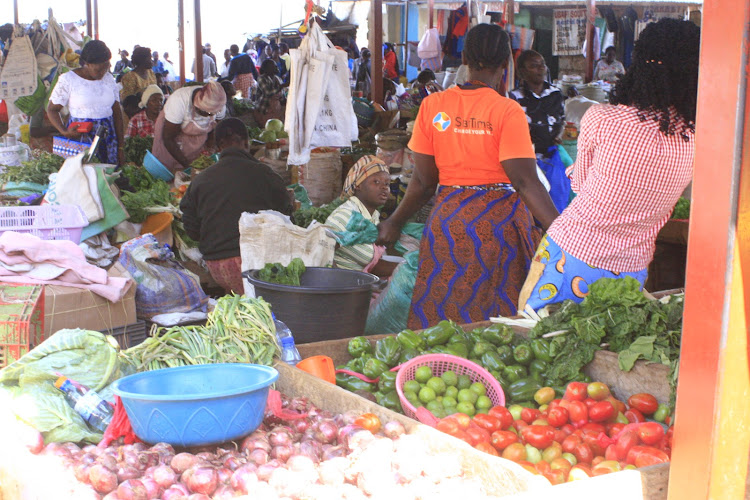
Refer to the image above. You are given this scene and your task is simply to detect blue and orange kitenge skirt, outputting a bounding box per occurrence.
[408,184,541,329]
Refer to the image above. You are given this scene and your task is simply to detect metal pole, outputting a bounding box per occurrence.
[370,0,384,105]
[93,0,99,40]
[403,2,409,76]
[13,0,18,25]
[428,0,434,29]
[194,0,203,83]
[584,0,596,82]
[85,0,93,38]
[178,0,185,85]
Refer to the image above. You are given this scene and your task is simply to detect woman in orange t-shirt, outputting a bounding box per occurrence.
[377,24,559,329]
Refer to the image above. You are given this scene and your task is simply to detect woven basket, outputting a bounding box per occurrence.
[296,150,342,206]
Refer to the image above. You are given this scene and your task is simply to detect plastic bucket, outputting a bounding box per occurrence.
[243,267,379,343]
[143,151,175,181]
[296,355,335,384]
[141,212,174,247]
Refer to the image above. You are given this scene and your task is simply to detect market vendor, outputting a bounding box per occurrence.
[594,46,626,82]
[151,81,226,172]
[253,60,285,124]
[226,44,259,99]
[376,24,559,328]
[120,47,157,102]
[125,84,163,139]
[47,40,125,165]
[180,118,293,294]
[325,155,398,278]
[518,19,699,313]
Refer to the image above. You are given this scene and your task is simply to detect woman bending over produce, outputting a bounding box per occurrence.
[326,155,399,278]
[519,19,700,313]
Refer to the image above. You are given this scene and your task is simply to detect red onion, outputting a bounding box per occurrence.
[314,420,338,444]
[298,440,323,462]
[322,444,347,461]
[240,436,271,454]
[117,479,148,500]
[43,443,72,459]
[97,453,118,472]
[383,420,406,440]
[170,453,197,474]
[74,463,91,483]
[268,427,293,447]
[132,442,148,452]
[153,465,177,489]
[255,460,281,481]
[213,484,238,499]
[117,465,141,482]
[182,466,218,496]
[162,484,189,500]
[195,451,215,462]
[292,418,310,434]
[246,447,268,466]
[88,464,118,494]
[270,444,294,463]
[140,477,161,499]
[79,453,97,465]
[82,444,98,455]
[151,442,175,455]
[335,410,360,427]
[230,464,259,494]
[63,442,81,454]
[223,453,245,470]
[287,397,309,412]
[216,467,232,485]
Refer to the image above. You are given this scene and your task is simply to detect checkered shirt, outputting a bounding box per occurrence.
[547,104,694,272]
[125,110,155,139]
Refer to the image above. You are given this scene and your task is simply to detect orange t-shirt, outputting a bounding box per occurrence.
[408,86,535,185]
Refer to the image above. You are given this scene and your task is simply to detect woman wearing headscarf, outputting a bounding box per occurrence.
[125,84,164,138]
[120,46,157,101]
[152,81,227,172]
[48,40,125,165]
[325,156,398,278]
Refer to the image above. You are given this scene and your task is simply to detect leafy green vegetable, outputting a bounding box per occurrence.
[258,258,306,286]
[671,197,691,219]
[0,150,64,185]
[190,154,215,171]
[292,198,346,228]
[233,99,255,115]
[123,136,154,165]
[121,164,156,191]
[120,180,174,223]
[247,126,262,141]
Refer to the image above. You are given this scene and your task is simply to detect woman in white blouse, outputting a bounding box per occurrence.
[48,40,124,165]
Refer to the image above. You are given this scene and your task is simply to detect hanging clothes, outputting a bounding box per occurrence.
[443,4,468,59]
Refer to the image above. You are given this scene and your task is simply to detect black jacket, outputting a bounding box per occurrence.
[180,148,293,260]
[227,53,259,81]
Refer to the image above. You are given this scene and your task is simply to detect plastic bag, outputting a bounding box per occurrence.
[537,146,572,213]
[418,28,441,59]
[365,251,420,335]
[331,211,378,246]
[119,234,209,319]
[43,153,103,222]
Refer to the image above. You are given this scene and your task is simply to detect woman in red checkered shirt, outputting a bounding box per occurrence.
[125,85,163,139]
[519,19,700,313]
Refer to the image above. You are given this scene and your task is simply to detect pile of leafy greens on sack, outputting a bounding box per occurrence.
[258,258,306,286]
[292,198,346,228]
[120,179,175,223]
[0,329,133,444]
[0,150,65,185]
[530,277,684,408]
[123,136,154,165]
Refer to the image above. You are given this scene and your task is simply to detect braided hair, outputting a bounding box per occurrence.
[610,19,700,140]
[79,40,111,65]
[462,24,511,71]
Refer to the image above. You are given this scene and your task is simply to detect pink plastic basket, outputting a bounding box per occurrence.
[395,353,505,420]
[0,205,88,243]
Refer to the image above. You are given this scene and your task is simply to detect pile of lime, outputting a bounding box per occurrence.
[402,366,491,418]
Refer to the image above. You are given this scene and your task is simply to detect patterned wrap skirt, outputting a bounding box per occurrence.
[69,115,119,165]
[205,256,244,295]
[407,184,541,329]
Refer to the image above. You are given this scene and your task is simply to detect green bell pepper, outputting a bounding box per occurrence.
[396,329,426,351]
[421,320,456,347]
[374,337,402,368]
[345,357,365,373]
[530,339,553,363]
[398,347,420,364]
[512,344,534,366]
[379,390,403,413]
[496,345,515,365]
[445,342,469,358]
[363,358,390,379]
[336,373,376,393]
[508,377,543,403]
[503,364,528,384]
[448,333,468,345]
[469,357,483,366]
[481,351,506,372]
[472,341,494,358]
[481,324,515,346]
[347,336,374,358]
[529,359,549,379]
[378,370,397,392]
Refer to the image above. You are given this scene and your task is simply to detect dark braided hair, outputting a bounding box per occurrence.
[462,24,511,71]
[516,50,542,73]
[79,40,111,65]
[610,19,700,140]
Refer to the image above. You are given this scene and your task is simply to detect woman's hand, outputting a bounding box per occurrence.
[60,127,82,139]
[376,219,402,247]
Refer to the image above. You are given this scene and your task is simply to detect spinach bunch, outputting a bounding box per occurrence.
[0,150,64,185]
[123,136,154,165]
[258,258,306,286]
[291,198,346,228]
[120,180,174,223]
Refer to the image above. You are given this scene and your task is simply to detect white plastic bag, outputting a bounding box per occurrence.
[43,153,104,222]
[0,34,38,100]
[417,28,441,59]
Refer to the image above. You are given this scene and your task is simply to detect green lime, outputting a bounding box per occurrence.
[415,366,433,384]
[436,396,443,403]
[457,388,478,404]
[444,386,459,399]
[426,377,447,395]
[403,380,421,394]
[426,400,443,414]
[475,408,489,414]
[441,370,458,387]
[456,401,476,417]
[432,406,446,419]
[457,374,472,390]
[418,386,437,403]
[404,390,418,401]
[476,395,492,410]
[470,382,487,397]
[442,396,457,408]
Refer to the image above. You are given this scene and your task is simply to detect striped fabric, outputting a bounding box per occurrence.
[325,196,379,271]
[408,185,540,329]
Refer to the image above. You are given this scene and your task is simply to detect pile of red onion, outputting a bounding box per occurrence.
[28,394,503,499]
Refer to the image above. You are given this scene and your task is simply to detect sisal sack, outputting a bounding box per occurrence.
[297,149,342,206]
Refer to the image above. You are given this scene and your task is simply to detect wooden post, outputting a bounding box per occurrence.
[194,0,203,83]
[177,0,185,85]
[507,0,515,25]
[13,0,18,25]
[584,0,596,82]
[370,0,384,105]
[93,0,99,40]
[428,0,434,29]
[85,0,93,38]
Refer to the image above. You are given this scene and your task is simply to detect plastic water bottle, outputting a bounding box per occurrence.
[54,376,114,433]
[274,318,302,365]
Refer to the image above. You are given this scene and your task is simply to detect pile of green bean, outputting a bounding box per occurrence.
[123,295,280,371]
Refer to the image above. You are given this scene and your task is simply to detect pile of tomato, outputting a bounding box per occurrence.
[435,381,673,485]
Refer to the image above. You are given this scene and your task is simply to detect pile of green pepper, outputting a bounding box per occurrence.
[336,321,592,412]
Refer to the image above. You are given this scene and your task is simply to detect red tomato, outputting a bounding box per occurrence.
[587,382,611,401]
[607,423,626,438]
[567,401,589,424]
[558,399,571,410]
[547,406,569,428]
[636,422,665,446]
[453,430,473,445]
[605,444,618,461]
[614,429,640,461]
[628,446,670,467]
[544,469,567,485]
[535,460,552,475]
[607,396,627,415]
[466,426,491,446]
[581,422,606,434]
[542,442,563,462]
[562,434,582,454]
[627,393,659,415]
[521,407,542,425]
[502,442,528,462]
[473,414,502,433]
[521,425,556,449]
[490,430,519,451]
[488,406,514,430]
[454,413,473,429]
[474,441,499,456]
[564,382,588,401]
[354,413,381,433]
[625,408,646,423]
[591,456,605,467]
[513,420,529,432]
[561,424,575,435]
[573,443,594,464]
[553,429,568,444]
[584,398,598,410]
[582,432,605,457]
[550,457,573,474]
[437,418,460,436]
[549,399,563,409]
[589,401,616,422]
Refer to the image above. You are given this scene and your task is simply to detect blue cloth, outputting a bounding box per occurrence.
[68,115,119,165]
[537,146,571,214]
[153,60,165,75]
[524,235,648,312]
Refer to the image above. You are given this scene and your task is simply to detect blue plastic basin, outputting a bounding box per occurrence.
[143,150,174,181]
[112,364,278,447]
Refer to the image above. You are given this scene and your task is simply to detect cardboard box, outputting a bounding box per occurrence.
[43,262,136,336]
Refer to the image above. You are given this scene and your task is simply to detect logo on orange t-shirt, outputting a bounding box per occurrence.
[432,112,451,132]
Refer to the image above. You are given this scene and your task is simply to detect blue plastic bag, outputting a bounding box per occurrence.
[538,146,572,213]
